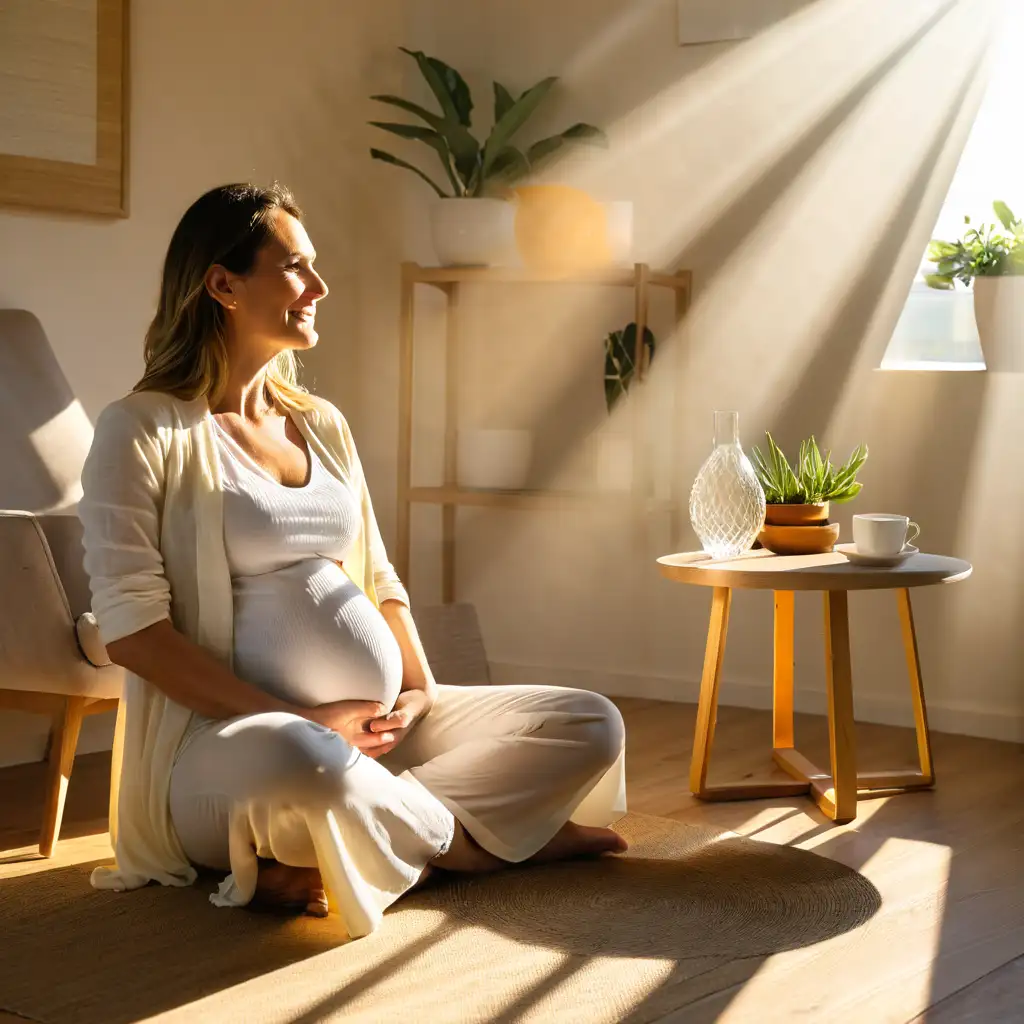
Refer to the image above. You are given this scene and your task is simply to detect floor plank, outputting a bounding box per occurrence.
[916,954,1024,1023]
[1,700,1022,1023]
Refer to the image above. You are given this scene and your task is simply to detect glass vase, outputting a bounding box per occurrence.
[688,411,766,559]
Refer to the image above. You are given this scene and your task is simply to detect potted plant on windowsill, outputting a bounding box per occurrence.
[750,434,868,555]
[923,200,1024,371]
[369,48,606,267]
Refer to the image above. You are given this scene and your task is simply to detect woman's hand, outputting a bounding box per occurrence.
[363,689,434,759]
[307,699,398,757]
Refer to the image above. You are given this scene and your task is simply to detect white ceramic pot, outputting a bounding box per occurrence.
[457,429,532,490]
[973,276,1024,371]
[430,198,518,267]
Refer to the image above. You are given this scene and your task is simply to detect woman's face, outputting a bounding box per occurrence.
[211,209,329,354]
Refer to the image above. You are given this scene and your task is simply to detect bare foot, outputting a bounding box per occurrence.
[431,823,506,874]
[252,860,328,918]
[525,822,628,865]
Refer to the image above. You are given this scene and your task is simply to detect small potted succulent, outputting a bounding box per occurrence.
[923,201,1024,370]
[369,48,606,267]
[750,434,868,554]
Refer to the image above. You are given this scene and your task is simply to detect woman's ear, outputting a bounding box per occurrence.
[205,264,237,310]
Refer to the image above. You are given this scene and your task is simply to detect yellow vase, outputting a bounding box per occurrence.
[513,185,613,273]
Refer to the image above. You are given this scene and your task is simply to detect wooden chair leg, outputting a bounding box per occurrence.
[39,695,86,857]
[823,591,857,823]
[690,586,732,795]
[773,591,795,749]
[897,588,934,784]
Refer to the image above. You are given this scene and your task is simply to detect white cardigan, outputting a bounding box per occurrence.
[79,390,410,934]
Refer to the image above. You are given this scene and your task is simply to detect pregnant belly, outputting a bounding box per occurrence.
[231,558,403,711]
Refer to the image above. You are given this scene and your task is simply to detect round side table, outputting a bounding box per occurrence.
[656,548,972,824]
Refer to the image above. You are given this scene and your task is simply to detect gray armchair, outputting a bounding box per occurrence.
[0,310,123,857]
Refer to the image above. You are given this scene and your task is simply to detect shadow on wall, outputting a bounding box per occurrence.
[442,0,992,598]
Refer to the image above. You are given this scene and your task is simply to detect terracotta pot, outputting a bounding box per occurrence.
[764,502,829,527]
[758,522,840,556]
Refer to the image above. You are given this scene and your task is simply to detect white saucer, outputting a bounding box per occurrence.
[836,543,919,568]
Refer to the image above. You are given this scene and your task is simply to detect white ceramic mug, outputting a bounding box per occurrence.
[852,514,920,557]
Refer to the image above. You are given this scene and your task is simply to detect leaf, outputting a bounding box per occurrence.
[993,200,1018,233]
[527,123,607,168]
[400,48,472,126]
[493,81,516,123]
[487,145,530,184]
[923,273,955,290]
[371,94,480,188]
[427,56,473,126]
[481,77,558,180]
[927,239,959,261]
[368,121,461,194]
[604,323,654,412]
[369,148,449,197]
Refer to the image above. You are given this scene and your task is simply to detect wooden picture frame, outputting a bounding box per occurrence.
[0,0,130,217]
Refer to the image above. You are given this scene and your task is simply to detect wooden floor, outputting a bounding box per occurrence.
[2,698,1022,1023]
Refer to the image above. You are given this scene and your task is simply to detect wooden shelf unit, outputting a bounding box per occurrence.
[396,261,693,602]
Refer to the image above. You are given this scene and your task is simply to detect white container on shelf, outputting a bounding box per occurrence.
[430,198,518,267]
[457,429,533,490]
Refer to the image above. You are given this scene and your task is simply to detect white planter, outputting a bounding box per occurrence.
[973,276,1024,371]
[457,429,532,490]
[430,198,518,267]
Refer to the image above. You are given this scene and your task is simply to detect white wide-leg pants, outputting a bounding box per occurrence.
[169,684,626,937]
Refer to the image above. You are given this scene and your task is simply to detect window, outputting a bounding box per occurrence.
[881,7,1023,371]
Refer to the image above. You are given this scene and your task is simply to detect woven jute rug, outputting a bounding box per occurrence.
[0,813,880,1024]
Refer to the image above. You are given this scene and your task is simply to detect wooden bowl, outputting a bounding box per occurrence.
[757,522,840,556]
[764,503,830,527]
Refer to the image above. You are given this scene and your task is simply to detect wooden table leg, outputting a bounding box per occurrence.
[690,587,731,795]
[773,591,795,749]
[691,587,810,802]
[821,591,857,823]
[898,587,935,785]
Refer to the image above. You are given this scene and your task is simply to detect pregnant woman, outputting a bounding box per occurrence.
[80,183,627,937]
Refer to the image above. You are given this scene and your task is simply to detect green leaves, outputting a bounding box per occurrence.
[369,50,606,200]
[923,200,1024,288]
[493,82,516,123]
[750,433,868,505]
[604,323,655,412]
[369,149,447,197]
[481,77,557,181]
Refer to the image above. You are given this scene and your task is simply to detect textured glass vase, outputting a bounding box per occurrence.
[689,411,766,559]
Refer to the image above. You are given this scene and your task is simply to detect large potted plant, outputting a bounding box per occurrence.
[750,434,868,555]
[369,48,606,267]
[923,200,1024,371]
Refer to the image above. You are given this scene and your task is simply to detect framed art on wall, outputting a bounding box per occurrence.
[0,0,129,217]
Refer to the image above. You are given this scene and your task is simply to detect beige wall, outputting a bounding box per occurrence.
[383,0,1021,741]
[0,0,1017,769]
[0,0,410,766]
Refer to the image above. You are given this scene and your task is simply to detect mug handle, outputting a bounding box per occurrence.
[906,521,921,548]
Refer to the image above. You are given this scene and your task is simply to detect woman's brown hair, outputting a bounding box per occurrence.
[134,182,318,411]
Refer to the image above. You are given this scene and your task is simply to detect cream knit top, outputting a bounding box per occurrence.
[78,390,410,935]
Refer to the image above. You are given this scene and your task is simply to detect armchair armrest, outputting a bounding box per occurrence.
[0,511,120,699]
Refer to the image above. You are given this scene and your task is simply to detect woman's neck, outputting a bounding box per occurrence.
[211,370,275,421]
